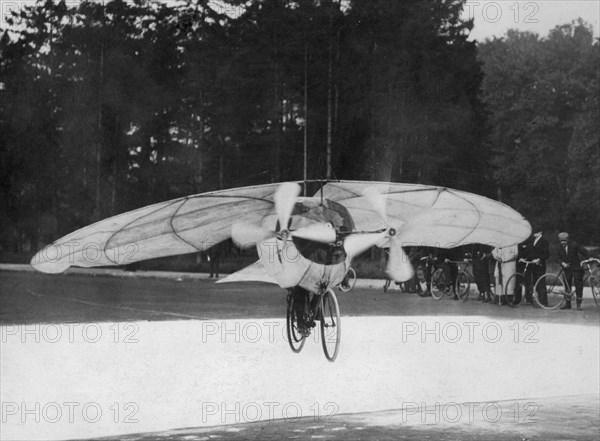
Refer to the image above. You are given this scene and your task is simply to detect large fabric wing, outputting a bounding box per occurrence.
[31,183,283,273]
[320,181,531,248]
[216,260,278,285]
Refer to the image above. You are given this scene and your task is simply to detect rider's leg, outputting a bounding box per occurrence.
[532,265,547,306]
[292,287,311,326]
[574,271,584,310]
[309,292,320,323]
[561,272,574,309]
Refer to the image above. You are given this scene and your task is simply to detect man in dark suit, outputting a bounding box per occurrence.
[557,232,589,310]
[526,227,550,306]
[472,244,493,302]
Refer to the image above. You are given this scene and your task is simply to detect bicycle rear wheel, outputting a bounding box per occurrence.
[456,271,470,302]
[534,274,565,310]
[286,295,306,353]
[590,277,599,308]
[320,289,341,362]
[504,273,526,306]
[339,267,356,292]
[430,268,446,300]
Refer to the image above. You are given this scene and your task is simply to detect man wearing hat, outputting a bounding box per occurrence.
[557,232,589,310]
[526,227,550,306]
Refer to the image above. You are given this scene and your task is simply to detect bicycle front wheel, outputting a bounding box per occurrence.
[286,296,306,353]
[320,289,341,362]
[504,273,526,306]
[339,267,357,292]
[456,271,470,302]
[534,274,566,310]
[590,277,599,308]
[430,268,446,300]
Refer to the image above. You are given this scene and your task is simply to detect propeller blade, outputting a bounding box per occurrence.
[274,182,301,231]
[292,223,336,243]
[344,232,386,258]
[231,222,274,249]
[386,240,414,282]
[363,187,388,225]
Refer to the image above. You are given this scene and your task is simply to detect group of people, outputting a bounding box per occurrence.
[486,229,589,310]
[394,228,590,311]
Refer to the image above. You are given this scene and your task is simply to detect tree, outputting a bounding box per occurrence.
[479,21,600,241]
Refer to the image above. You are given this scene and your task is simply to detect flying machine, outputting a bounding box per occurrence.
[31,180,531,361]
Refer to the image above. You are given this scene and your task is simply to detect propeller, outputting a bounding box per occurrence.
[344,187,414,282]
[231,183,337,249]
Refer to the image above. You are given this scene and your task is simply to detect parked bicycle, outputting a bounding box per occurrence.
[533,258,600,310]
[414,255,440,297]
[452,259,474,302]
[503,259,542,306]
[430,259,458,300]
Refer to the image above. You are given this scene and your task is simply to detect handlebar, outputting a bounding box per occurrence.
[581,258,600,267]
[518,259,541,265]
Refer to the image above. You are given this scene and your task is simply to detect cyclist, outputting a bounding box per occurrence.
[438,247,462,300]
[522,227,549,306]
[416,249,438,296]
[557,232,589,310]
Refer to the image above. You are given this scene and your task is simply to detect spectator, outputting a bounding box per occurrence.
[525,227,550,306]
[472,244,493,302]
[557,232,589,310]
[207,241,225,278]
[492,244,518,305]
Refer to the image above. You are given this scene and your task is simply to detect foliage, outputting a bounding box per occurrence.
[479,21,599,242]
[2,0,596,259]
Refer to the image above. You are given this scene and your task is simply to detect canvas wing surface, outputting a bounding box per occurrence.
[31,183,285,274]
[216,260,278,285]
[320,181,531,248]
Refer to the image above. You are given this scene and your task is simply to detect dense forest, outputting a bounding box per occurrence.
[0,0,598,258]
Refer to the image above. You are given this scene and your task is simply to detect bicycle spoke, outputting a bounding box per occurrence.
[535,274,565,310]
[320,289,341,362]
[590,277,599,308]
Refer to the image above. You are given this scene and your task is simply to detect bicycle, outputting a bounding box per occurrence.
[533,258,600,310]
[414,255,439,297]
[430,260,458,300]
[452,259,474,302]
[503,259,542,306]
[286,288,341,362]
[338,267,357,292]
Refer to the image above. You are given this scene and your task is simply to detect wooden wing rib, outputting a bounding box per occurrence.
[31,183,282,273]
[321,180,531,248]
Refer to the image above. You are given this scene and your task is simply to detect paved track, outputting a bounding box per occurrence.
[2,270,598,325]
[1,269,599,441]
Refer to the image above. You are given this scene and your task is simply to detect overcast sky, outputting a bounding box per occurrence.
[464,0,600,41]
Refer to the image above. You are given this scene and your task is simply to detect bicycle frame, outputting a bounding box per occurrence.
[533,258,600,310]
[286,287,341,361]
[504,260,541,306]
